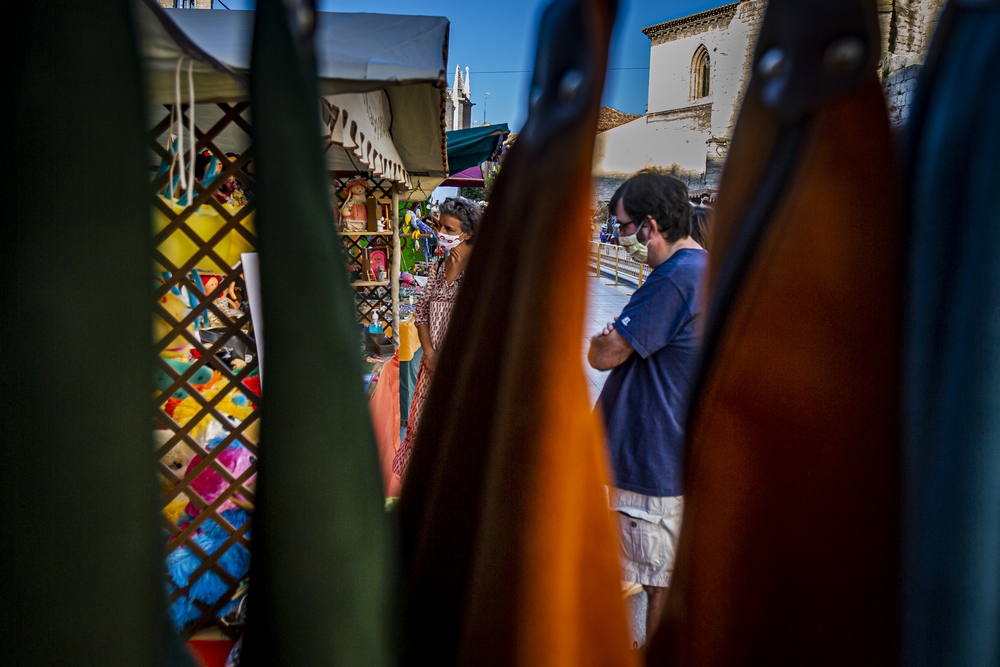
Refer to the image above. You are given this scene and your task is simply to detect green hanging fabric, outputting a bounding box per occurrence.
[239,0,395,665]
[1,1,189,666]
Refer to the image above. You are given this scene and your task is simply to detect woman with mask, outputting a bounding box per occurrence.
[392,196,482,480]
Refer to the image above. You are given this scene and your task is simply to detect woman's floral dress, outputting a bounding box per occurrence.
[391,258,464,478]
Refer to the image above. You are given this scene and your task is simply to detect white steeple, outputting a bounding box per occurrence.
[452,65,461,130]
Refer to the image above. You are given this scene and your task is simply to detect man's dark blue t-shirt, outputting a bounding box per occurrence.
[598,248,707,498]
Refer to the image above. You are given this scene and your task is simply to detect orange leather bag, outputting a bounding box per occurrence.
[396,1,636,666]
[647,1,903,664]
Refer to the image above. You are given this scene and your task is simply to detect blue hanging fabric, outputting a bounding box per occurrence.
[904,2,1000,666]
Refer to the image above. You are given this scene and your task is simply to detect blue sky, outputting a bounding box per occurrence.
[217,0,721,130]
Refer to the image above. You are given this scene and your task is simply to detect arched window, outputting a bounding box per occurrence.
[691,46,712,100]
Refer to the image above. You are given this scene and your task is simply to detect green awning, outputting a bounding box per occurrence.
[445,123,510,174]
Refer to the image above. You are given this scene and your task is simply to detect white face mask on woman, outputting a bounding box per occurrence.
[437,231,464,252]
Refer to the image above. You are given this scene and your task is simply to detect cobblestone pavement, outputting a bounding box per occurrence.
[583,273,634,404]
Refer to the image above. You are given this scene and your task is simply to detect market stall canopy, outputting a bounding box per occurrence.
[439,165,485,188]
[135,0,449,186]
[444,123,510,174]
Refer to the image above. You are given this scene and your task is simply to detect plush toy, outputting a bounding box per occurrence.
[413,217,436,261]
[166,435,255,629]
[167,508,251,628]
[155,289,196,359]
[171,381,255,444]
[154,358,214,399]
[339,178,369,232]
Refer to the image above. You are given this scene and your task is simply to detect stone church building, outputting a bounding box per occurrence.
[593,0,945,198]
[445,66,476,131]
[157,1,213,8]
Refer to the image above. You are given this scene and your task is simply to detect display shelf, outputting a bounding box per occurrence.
[351,280,390,288]
[337,231,394,237]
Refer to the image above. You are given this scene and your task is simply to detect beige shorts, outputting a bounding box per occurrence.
[609,488,684,588]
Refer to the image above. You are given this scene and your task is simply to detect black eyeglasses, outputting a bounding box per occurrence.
[617,215,645,235]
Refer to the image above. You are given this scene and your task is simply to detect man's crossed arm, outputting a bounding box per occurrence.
[588,319,635,371]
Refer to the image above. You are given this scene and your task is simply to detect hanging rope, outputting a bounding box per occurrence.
[170,56,198,206]
[187,58,195,202]
[167,101,177,205]
[174,57,187,195]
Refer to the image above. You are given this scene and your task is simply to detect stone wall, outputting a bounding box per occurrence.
[593,0,946,198]
[594,168,708,204]
[644,4,741,114]
[590,1,762,193]
[880,0,946,126]
[594,176,624,203]
[592,114,715,186]
[157,0,213,7]
[627,0,766,191]
[891,0,947,55]
[884,62,922,126]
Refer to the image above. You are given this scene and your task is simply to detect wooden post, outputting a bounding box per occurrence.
[595,243,602,277]
[638,262,644,287]
[391,186,401,345]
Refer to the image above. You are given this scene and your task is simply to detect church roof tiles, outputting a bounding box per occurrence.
[597,106,643,133]
[642,2,741,42]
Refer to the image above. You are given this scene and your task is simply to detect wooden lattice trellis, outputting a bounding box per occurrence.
[150,102,259,638]
[330,175,397,330]
[149,113,401,637]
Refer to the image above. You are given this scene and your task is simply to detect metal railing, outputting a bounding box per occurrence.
[589,241,649,287]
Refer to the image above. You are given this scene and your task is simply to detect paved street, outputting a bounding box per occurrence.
[583,271,648,646]
[583,272,635,404]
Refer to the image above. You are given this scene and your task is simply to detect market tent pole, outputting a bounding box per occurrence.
[3,1,191,665]
[392,186,402,344]
[239,0,394,664]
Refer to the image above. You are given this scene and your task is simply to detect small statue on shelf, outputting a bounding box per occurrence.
[339,178,369,232]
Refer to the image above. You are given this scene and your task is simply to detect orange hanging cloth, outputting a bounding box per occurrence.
[647,1,903,665]
[396,1,635,666]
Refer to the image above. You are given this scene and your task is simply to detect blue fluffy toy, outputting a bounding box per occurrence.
[167,508,251,629]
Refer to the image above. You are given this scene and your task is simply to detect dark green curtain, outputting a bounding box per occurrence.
[904,2,1000,665]
[240,0,396,665]
[1,1,188,665]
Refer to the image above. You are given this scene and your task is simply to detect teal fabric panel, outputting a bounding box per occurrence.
[400,348,423,422]
[445,124,510,173]
[904,3,1000,666]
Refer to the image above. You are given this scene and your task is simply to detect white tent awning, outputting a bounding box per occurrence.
[135,0,449,184]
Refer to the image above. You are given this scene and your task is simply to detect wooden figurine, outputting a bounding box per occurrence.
[340,178,369,232]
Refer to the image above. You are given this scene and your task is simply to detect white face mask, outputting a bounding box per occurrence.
[437,231,464,252]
